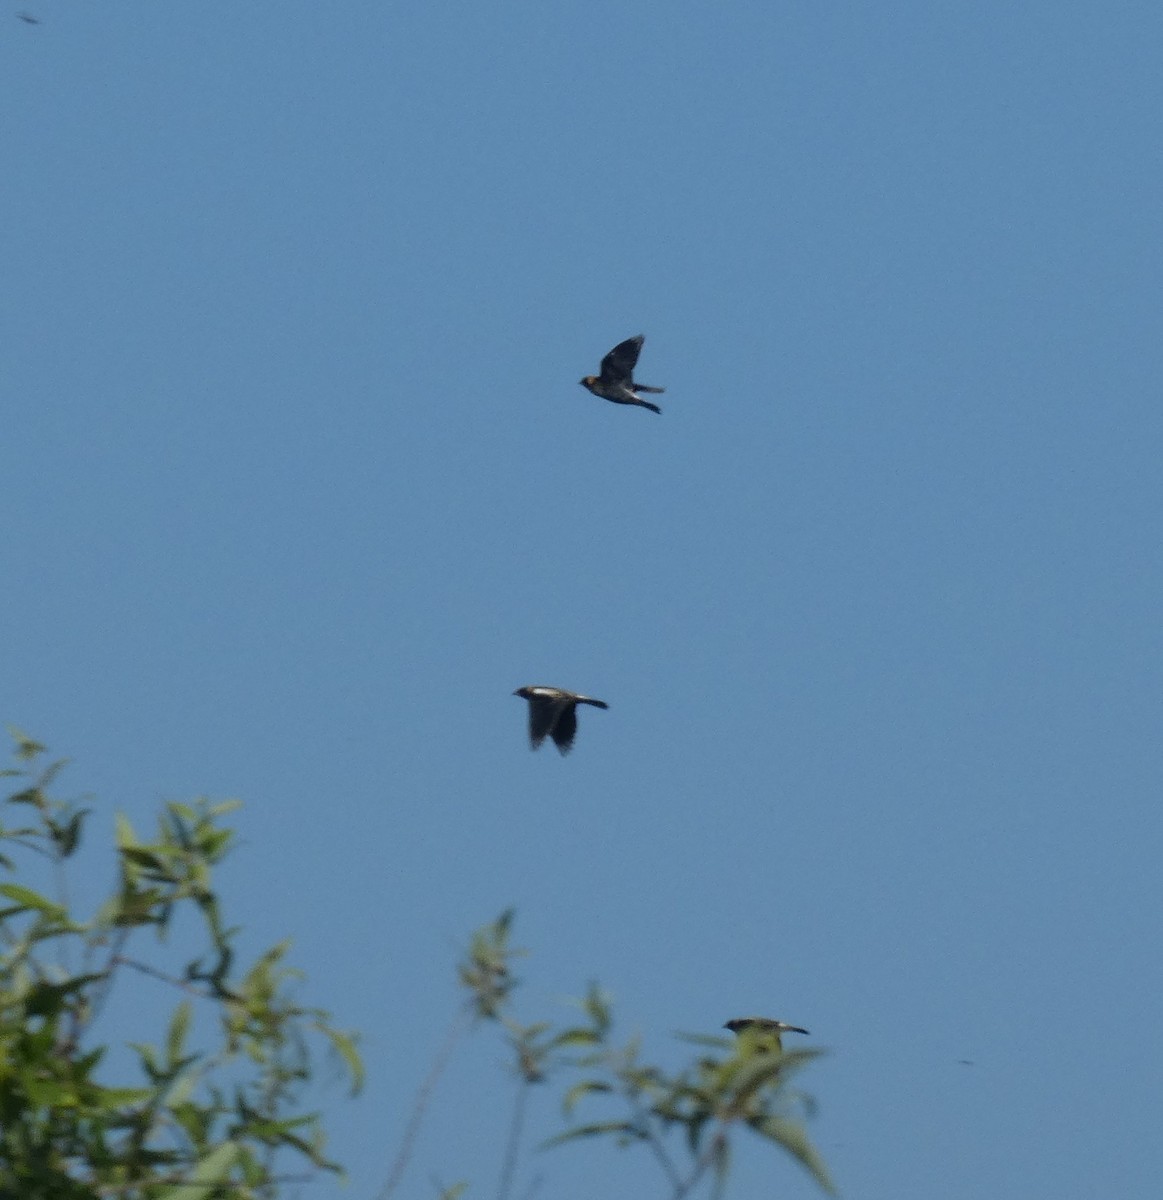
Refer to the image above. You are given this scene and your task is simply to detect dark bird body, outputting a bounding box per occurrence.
[513,686,608,755]
[580,335,665,415]
[724,1017,810,1053]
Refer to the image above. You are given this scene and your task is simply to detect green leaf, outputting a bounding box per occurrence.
[562,1079,613,1115]
[24,974,106,1017]
[314,1022,365,1095]
[0,882,65,917]
[581,984,612,1033]
[115,811,138,847]
[8,728,47,761]
[121,846,166,871]
[542,1120,643,1148]
[240,1113,315,1139]
[130,1041,161,1080]
[166,1001,192,1065]
[7,787,44,807]
[550,1027,602,1049]
[494,907,515,940]
[726,1052,788,1102]
[53,809,88,856]
[22,1076,80,1107]
[749,1115,837,1195]
[165,1068,199,1110]
[157,1140,242,1199]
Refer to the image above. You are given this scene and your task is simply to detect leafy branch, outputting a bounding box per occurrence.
[0,730,363,1200]
[386,911,835,1199]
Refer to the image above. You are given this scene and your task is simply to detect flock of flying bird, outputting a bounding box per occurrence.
[514,335,811,1053]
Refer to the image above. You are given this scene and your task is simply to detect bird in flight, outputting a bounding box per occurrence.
[580,335,665,415]
[513,686,608,755]
[17,12,41,23]
[724,1017,810,1053]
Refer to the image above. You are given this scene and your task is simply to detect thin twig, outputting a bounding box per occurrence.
[496,1079,530,1200]
[627,1091,682,1190]
[52,848,73,974]
[670,1128,727,1200]
[70,925,130,1043]
[111,954,213,996]
[377,1004,473,1200]
[2,834,54,859]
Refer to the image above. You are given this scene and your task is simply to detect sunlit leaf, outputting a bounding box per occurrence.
[562,1079,613,1114]
[166,1000,192,1065]
[314,1022,365,1094]
[8,728,46,761]
[165,1068,198,1110]
[157,1140,242,1199]
[0,882,65,917]
[749,1115,837,1195]
[541,1119,643,1148]
[550,1027,602,1049]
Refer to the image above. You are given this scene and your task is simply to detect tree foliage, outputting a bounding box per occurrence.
[0,731,362,1200]
[389,911,835,1198]
[1,732,833,1198]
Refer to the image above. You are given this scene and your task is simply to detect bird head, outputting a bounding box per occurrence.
[579,375,598,390]
[724,1018,754,1034]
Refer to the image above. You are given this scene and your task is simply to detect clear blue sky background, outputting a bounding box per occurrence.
[3,2,1161,1197]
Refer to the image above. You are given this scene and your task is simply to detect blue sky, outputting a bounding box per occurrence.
[3,2,1162,1197]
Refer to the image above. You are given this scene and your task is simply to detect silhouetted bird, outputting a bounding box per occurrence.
[580,335,665,415]
[724,1017,810,1053]
[17,12,41,23]
[513,686,608,755]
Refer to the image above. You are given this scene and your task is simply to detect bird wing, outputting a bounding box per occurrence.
[549,703,578,755]
[526,694,560,749]
[599,336,644,385]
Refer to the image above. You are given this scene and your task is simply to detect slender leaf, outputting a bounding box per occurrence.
[157,1140,242,1200]
[562,1079,613,1115]
[749,1115,837,1195]
[0,882,64,916]
[315,1022,365,1094]
[542,1120,643,1148]
[166,1001,192,1066]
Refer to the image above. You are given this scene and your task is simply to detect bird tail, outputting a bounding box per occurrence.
[635,384,665,393]
[578,697,609,709]
[639,399,662,415]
